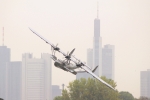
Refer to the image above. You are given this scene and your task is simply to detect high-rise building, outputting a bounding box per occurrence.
[22,53,52,100]
[102,44,115,80]
[140,69,150,98]
[0,46,10,63]
[87,48,93,68]
[76,49,93,79]
[52,85,61,100]
[0,46,10,100]
[76,4,102,79]
[93,6,102,77]
[6,61,22,100]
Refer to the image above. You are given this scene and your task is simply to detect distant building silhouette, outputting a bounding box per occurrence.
[21,53,52,100]
[75,3,115,81]
[140,69,150,98]
[6,61,22,100]
[52,85,61,100]
[92,2,103,76]
[76,49,93,79]
[76,4,102,79]
[0,45,54,100]
[87,48,93,69]
[0,46,10,100]
[102,44,115,80]
[93,15,102,77]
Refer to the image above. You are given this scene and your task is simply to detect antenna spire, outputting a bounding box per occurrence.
[97,1,99,19]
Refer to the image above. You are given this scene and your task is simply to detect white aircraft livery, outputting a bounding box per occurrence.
[29,27,115,90]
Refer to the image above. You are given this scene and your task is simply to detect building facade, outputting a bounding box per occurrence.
[76,49,93,79]
[22,53,52,100]
[87,48,93,69]
[0,46,10,100]
[6,61,22,100]
[140,69,150,98]
[93,17,102,77]
[102,44,115,80]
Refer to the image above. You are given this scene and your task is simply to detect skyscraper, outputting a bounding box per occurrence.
[87,48,93,68]
[76,49,93,79]
[93,5,102,76]
[76,4,102,79]
[22,53,52,100]
[140,69,150,98]
[6,61,22,100]
[0,46,10,100]
[102,44,115,80]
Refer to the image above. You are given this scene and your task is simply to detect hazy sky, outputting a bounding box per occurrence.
[0,0,150,98]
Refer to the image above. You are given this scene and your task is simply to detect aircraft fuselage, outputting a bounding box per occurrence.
[54,60,77,71]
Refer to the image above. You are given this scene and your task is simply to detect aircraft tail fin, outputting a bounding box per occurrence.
[92,65,98,72]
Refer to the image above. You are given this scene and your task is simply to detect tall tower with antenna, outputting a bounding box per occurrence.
[76,2,102,79]
[0,27,10,100]
[93,2,102,76]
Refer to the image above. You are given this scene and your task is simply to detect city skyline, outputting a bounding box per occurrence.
[0,46,59,100]
[77,7,114,80]
[0,0,150,98]
[77,6,102,79]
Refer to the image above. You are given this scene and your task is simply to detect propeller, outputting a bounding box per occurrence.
[51,55,57,61]
[51,43,59,56]
[65,48,75,64]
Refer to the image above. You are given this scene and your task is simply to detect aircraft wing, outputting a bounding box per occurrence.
[71,55,92,70]
[80,66,115,90]
[29,27,67,56]
[70,57,115,90]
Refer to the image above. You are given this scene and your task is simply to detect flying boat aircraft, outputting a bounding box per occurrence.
[29,28,115,90]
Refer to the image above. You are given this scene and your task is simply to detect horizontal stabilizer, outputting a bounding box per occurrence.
[92,65,98,72]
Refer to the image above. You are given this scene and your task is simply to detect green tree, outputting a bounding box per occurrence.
[54,89,70,100]
[66,76,119,100]
[119,91,134,100]
[61,89,70,100]
[54,96,62,100]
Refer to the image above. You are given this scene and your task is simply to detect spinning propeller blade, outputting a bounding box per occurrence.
[69,48,75,56]
[65,48,75,64]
